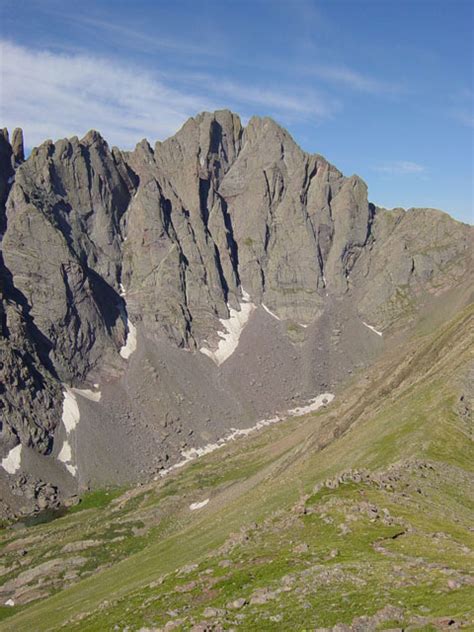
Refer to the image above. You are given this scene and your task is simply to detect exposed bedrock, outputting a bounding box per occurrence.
[0,110,472,515]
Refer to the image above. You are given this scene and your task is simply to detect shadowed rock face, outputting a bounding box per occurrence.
[1,129,62,458]
[2,132,135,382]
[0,129,19,234]
[0,110,472,513]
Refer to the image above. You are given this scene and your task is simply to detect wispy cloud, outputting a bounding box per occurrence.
[55,12,218,59]
[307,63,403,95]
[218,80,339,120]
[177,73,340,122]
[0,40,339,149]
[57,7,395,99]
[373,161,426,175]
[0,40,215,148]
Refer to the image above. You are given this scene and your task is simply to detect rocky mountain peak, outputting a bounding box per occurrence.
[244,114,300,154]
[0,128,25,234]
[11,128,24,165]
[156,109,243,189]
[80,129,107,147]
[0,113,472,517]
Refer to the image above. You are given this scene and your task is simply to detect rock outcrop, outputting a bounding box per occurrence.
[0,128,23,233]
[0,110,472,517]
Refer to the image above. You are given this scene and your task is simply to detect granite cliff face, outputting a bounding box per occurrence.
[0,111,472,517]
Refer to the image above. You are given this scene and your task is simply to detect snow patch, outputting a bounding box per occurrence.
[298,323,309,328]
[262,303,281,321]
[120,317,137,359]
[4,599,15,607]
[190,498,209,511]
[62,389,80,433]
[7,176,15,185]
[57,441,72,463]
[226,416,281,441]
[200,289,256,365]
[287,393,335,416]
[65,463,78,476]
[158,392,335,479]
[119,283,126,297]
[362,321,383,337]
[1,444,22,474]
[58,388,79,477]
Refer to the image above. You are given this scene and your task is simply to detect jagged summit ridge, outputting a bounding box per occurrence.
[0,110,472,517]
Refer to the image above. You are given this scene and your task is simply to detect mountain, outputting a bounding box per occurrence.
[0,111,472,520]
[0,301,472,630]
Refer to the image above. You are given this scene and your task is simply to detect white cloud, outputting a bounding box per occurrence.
[57,13,218,59]
[202,78,340,121]
[0,40,216,149]
[311,64,401,95]
[373,161,426,175]
[0,40,339,150]
[293,61,403,96]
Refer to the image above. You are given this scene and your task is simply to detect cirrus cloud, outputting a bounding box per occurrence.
[373,161,426,175]
[0,40,340,150]
[0,40,215,148]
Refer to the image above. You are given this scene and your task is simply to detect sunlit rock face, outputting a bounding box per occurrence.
[0,110,472,518]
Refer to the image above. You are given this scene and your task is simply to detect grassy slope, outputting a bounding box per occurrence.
[0,305,472,631]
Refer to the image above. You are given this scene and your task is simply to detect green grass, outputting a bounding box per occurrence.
[0,305,472,631]
[67,488,124,513]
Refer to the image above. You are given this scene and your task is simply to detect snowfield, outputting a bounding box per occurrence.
[1,444,22,474]
[287,393,335,416]
[57,388,80,477]
[120,317,137,359]
[62,389,80,433]
[189,499,209,511]
[57,441,72,463]
[200,288,256,365]
[362,321,383,337]
[262,303,281,321]
[158,392,335,479]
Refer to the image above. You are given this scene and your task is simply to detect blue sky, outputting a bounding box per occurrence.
[1,0,472,222]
